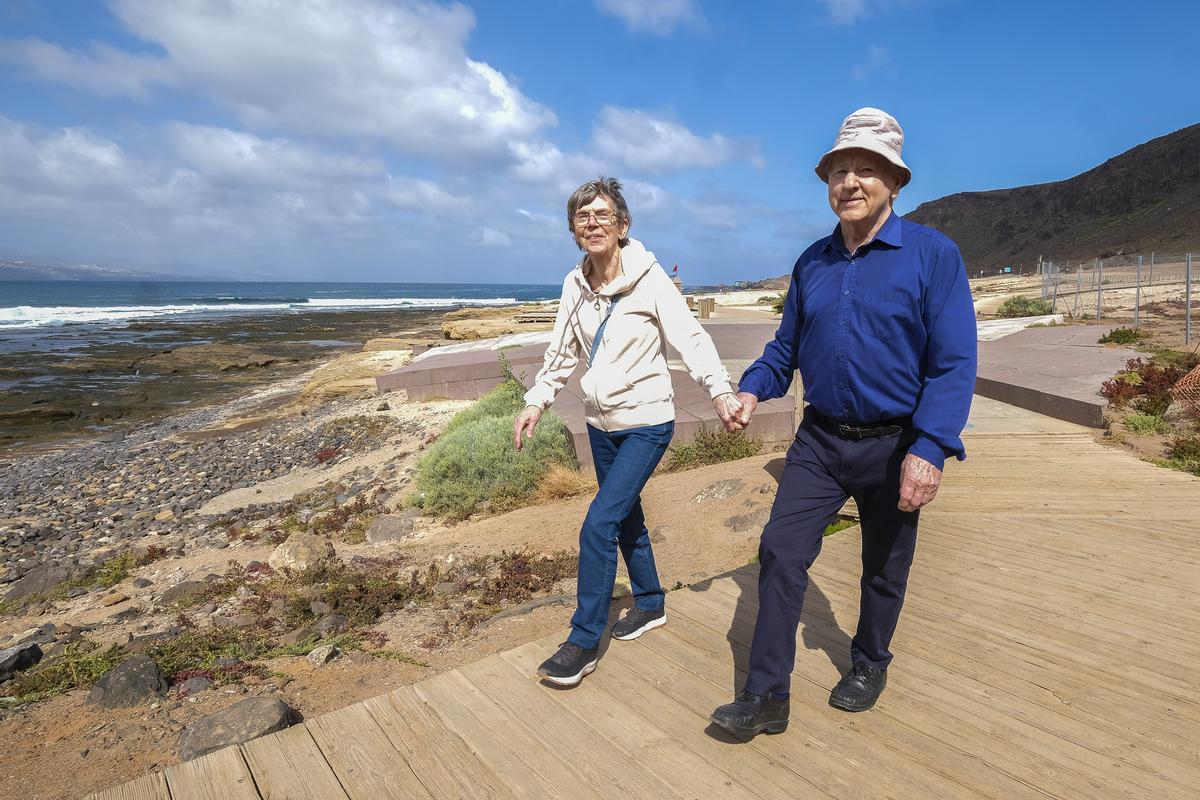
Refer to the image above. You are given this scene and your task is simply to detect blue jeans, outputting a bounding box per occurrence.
[568,421,674,649]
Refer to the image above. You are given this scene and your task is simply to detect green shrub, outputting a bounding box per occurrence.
[443,377,526,434]
[662,428,762,473]
[1099,327,1141,345]
[412,381,577,519]
[770,291,787,315]
[1125,414,1170,435]
[2,641,126,703]
[996,295,1054,318]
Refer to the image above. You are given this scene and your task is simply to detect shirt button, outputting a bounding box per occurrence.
[843,290,849,295]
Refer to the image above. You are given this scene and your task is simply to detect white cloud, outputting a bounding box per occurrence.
[0,38,170,98]
[851,45,891,80]
[595,0,701,35]
[166,123,384,190]
[820,0,869,25]
[474,226,512,247]
[4,0,556,167]
[593,106,759,174]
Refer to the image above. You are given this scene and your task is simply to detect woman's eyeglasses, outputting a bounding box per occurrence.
[573,210,620,227]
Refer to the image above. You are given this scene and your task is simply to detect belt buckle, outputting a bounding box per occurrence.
[837,423,860,440]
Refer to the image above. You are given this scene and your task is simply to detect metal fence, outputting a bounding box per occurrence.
[1036,252,1195,345]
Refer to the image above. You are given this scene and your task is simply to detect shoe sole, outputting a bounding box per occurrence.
[708,715,789,739]
[828,694,879,712]
[538,659,598,687]
[612,613,667,641]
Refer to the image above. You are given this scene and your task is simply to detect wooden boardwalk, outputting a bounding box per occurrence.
[88,427,1200,800]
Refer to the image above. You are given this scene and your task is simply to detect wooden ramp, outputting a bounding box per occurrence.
[87,430,1200,800]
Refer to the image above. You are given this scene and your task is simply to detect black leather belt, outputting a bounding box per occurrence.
[808,407,911,440]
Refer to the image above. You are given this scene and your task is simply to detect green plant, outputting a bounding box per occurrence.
[1125,414,1171,435]
[662,428,763,473]
[824,518,857,536]
[412,379,577,519]
[1,641,126,703]
[1099,327,1142,345]
[770,291,787,315]
[996,295,1054,318]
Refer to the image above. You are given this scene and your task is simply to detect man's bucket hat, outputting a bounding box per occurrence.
[815,107,911,188]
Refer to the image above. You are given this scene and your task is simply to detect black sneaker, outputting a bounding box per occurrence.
[537,641,599,687]
[709,690,790,739]
[612,607,666,640]
[828,662,887,711]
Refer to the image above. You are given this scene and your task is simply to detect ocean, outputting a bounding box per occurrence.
[0,280,559,330]
[0,281,560,450]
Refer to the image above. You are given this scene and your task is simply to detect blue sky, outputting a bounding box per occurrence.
[0,0,1196,284]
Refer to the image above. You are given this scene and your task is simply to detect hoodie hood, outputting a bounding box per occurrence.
[574,238,658,298]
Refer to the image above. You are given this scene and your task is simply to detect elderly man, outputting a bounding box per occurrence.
[710,108,977,739]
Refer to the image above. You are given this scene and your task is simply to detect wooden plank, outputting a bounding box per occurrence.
[84,771,171,800]
[413,669,604,800]
[674,580,1199,794]
[306,702,433,800]
[240,724,350,800]
[456,648,688,799]
[166,747,261,800]
[364,689,519,800]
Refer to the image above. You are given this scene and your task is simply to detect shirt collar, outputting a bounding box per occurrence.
[824,210,904,254]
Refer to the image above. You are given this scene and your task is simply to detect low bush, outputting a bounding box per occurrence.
[1167,435,1200,476]
[662,427,763,473]
[1101,352,1200,415]
[412,364,579,519]
[1098,327,1142,345]
[2,641,126,703]
[770,291,787,315]
[996,295,1054,318]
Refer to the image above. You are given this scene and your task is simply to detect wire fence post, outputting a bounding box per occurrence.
[1149,251,1155,286]
[1074,264,1082,317]
[1187,252,1193,347]
[1135,255,1142,328]
[1050,261,1060,311]
[1096,258,1104,319]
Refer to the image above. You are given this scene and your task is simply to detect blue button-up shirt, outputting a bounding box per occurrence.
[739,212,977,470]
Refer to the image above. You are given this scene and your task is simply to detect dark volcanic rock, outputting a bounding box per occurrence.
[178,696,298,761]
[364,509,422,544]
[87,655,168,708]
[3,564,73,602]
[0,642,43,678]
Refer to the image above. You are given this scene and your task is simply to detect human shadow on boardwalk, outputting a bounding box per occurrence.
[689,455,854,741]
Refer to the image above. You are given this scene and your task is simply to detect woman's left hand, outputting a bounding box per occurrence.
[712,392,745,432]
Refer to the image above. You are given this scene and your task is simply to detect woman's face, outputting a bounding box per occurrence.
[573,195,628,260]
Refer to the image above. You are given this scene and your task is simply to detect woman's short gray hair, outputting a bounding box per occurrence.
[566,176,631,250]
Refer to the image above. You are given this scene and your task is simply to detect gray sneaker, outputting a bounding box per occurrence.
[537,642,599,686]
[612,607,666,640]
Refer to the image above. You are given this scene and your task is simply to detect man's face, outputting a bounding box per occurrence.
[826,149,900,227]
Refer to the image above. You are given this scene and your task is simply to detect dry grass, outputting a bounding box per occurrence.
[535,464,597,503]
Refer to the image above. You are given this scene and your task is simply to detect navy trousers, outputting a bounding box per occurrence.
[568,421,674,649]
[745,408,921,697]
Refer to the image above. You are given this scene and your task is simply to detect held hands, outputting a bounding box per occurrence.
[898,453,942,512]
[715,391,758,433]
[513,405,542,450]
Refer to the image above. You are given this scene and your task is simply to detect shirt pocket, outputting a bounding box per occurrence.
[856,290,918,343]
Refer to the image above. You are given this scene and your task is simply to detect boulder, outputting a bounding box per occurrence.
[2,564,72,602]
[160,581,211,606]
[306,644,338,666]
[314,613,349,638]
[364,509,422,544]
[268,533,337,573]
[178,697,298,761]
[177,676,212,696]
[692,479,745,503]
[0,642,43,679]
[87,655,168,708]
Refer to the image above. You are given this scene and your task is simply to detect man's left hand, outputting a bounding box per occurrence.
[897,453,942,512]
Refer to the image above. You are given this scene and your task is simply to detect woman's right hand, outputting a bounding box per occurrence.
[513,405,543,450]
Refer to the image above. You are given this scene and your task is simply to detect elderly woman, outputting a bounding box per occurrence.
[514,176,744,686]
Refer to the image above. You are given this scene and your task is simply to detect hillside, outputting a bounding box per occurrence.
[905,123,1200,271]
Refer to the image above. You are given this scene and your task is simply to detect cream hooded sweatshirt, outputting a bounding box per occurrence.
[523,238,733,432]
